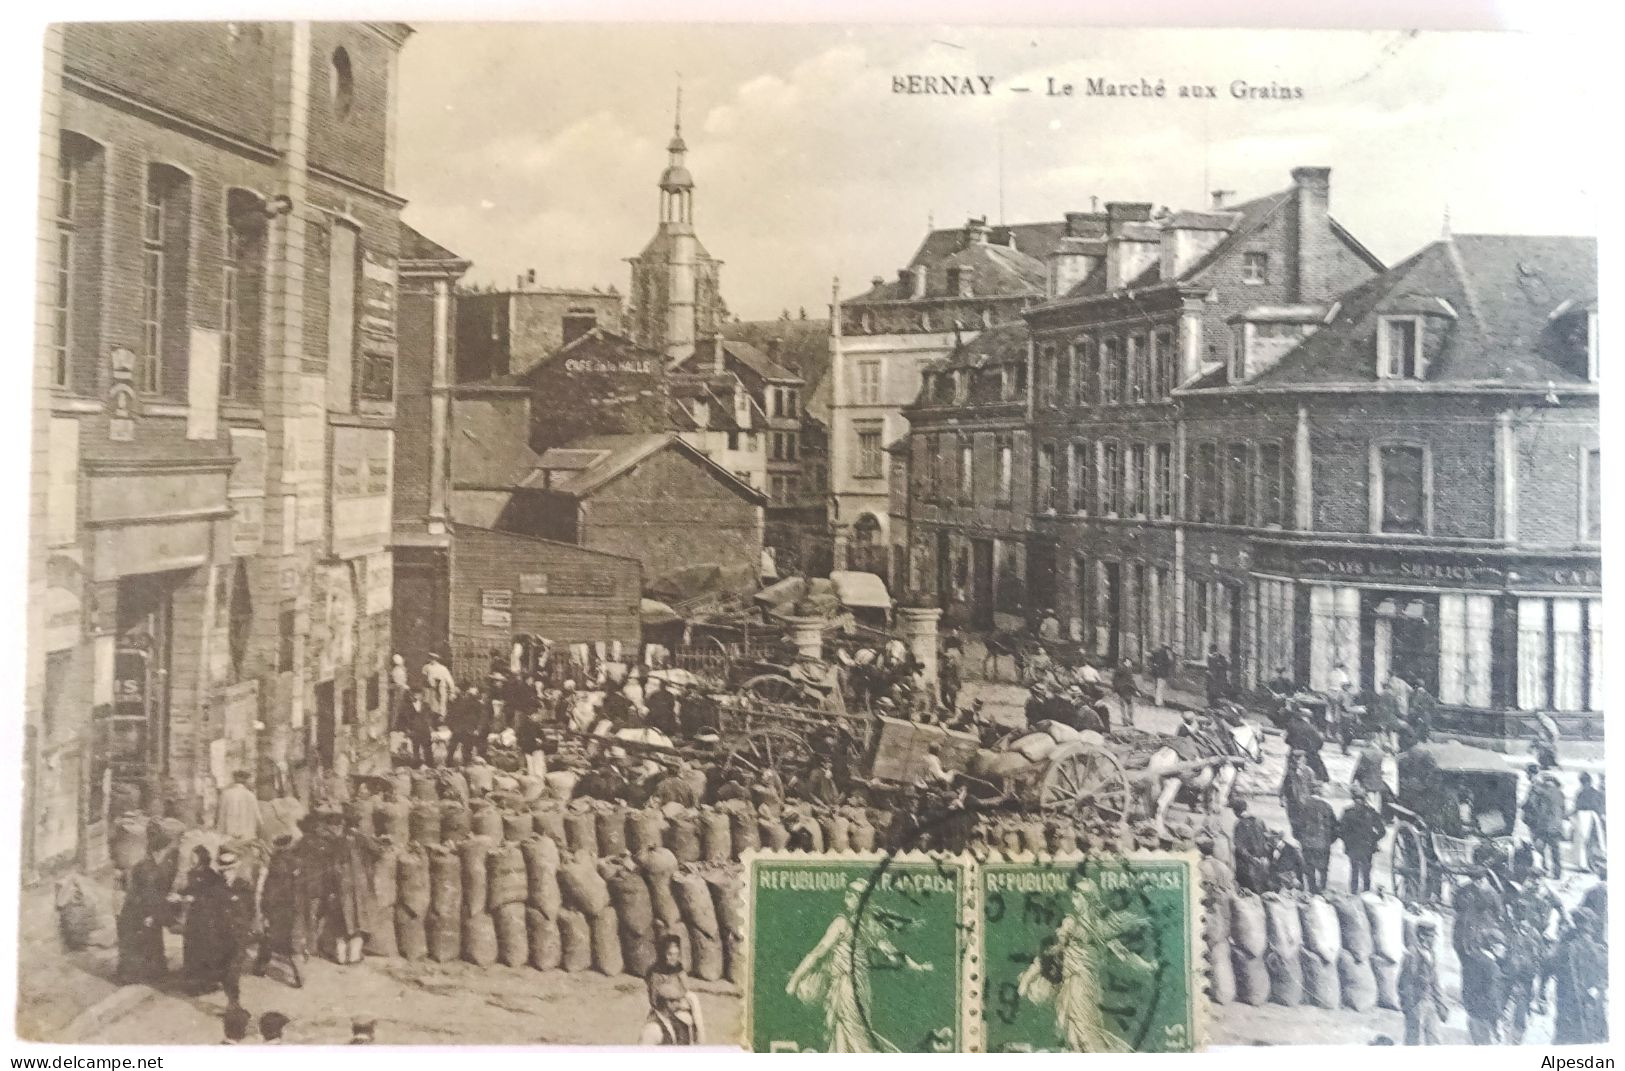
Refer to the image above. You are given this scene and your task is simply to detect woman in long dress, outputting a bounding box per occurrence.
[1017,880,1158,1052]
[785,882,933,1052]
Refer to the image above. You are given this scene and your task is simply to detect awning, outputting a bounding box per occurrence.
[1405,740,1516,776]
[640,598,683,628]
[830,570,892,611]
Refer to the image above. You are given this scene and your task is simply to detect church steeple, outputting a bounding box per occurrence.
[659,84,694,225]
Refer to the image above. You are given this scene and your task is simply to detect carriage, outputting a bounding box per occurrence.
[1385,740,1520,904]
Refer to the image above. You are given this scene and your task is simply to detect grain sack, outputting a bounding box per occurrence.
[666,812,702,863]
[411,772,439,803]
[706,871,746,983]
[559,853,612,916]
[372,844,399,910]
[1264,947,1303,1007]
[1300,897,1342,963]
[55,876,115,950]
[1019,820,1047,854]
[112,814,150,871]
[565,810,600,857]
[1231,947,1270,1006]
[503,811,535,842]
[1263,894,1304,956]
[398,846,431,917]
[521,832,561,873]
[518,774,546,804]
[377,800,411,843]
[1373,957,1401,1010]
[1047,826,1079,855]
[438,768,470,803]
[1200,855,1236,895]
[1299,949,1341,1010]
[1337,949,1379,1011]
[674,872,724,981]
[463,911,498,966]
[429,845,463,918]
[365,911,398,957]
[466,763,496,796]
[558,909,592,971]
[471,806,504,843]
[441,802,473,842]
[729,810,763,857]
[459,840,490,918]
[494,901,529,967]
[428,910,461,962]
[396,904,428,961]
[848,816,877,852]
[1010,732,1058,763]
[545,770,580,802]
[822,813,852,853]
[1204,893,1231,949]
[531,805,567,845]
[785,811,823,853]
[589,908,624,976]
[1362,893,1406,963]
[1330,894,1373,961]
[610,868,657,977]
[700,811,733,863]
[527,908,561,971]
[488,842,528,910]
[627,810,666,855]
[758,813,791,851]
[410,802,444,845]
[597,808,630,858]
[1230,894,1268,958]
[392,769,414,802]
[647,875,684,941]
[1208,945,1236,1005]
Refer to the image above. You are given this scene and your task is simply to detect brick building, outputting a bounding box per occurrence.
[453,282,623,384]
[29,21,412,873]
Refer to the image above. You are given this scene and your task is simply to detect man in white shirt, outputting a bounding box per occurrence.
[215,770,260,840]
[422,652,456,718]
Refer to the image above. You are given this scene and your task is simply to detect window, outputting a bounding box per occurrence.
[1068,440,1092,514]
[140,165,192,398]
[1242,251,1269,284]
[1229,327,1247,382]
[996,438,1013,505]
[854,422,884,478]
[952,370,968,403]
[1151,330,1174,399]
[1152,443,1173,520]
[854,360,881,404]
[1256,442,1284,527]
[958,441,974,503]
[1439,594,1494,708]
[221,191,266,401]
[1126,335,1145,402]
[1037,443,1056,512]
[1055,344,1071,405]
[1189,441,1219,522]
[1518,597,1603,712]
[1100,338,1122,405]
[1308,586,1362,691]
[228,563,252,680]
[1585,448,1601,542]
[278,608,296,672]
[367,674,381,713]
[1037,345,1057,408]
[139,172,165,394]
[330,47,355,118]
[1075,338,1097,406]
[769,473,799,501]
[53,150,76,388]
[1376,444,1428,534]
[1101,440,1123,516]
[1256,579,1297,685]
[1224,442,1250,525]
[1378,316,1426,379]
[770,431,798,462]
[561,309,597,346]
[1127,443,1148,518]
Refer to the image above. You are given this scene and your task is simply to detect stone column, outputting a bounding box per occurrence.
[785,616,825,661]
[898,606,943,688]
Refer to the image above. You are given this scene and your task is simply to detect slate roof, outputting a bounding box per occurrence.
[847,218,1100,305]
[1214,234,1596,391]
[931,320,1031,372]
[724,318,832,408]
[522,433,767,503]
[672,339,801,383]
[399,222,466,264]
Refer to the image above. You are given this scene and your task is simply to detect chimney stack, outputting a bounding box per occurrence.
[527,268,537,285]
[872,275,885,290]
[1211,190,1235,210]
[713,335,725,374]
[1104,202,1156,291]
[912,266,928,299]
[964,216,990,246]
[1290,166,1332,301]
[1065,211,1093,237]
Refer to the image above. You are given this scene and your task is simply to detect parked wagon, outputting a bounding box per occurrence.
[1386,739,1520,904]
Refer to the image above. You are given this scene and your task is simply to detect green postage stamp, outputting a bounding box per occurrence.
[740,851,1199,1053]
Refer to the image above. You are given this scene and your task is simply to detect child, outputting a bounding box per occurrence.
[641,934,704,1045]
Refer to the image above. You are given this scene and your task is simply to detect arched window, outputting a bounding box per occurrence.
[222,190,267,401]
[853,512,882,546]
[141,163,192,397]
[330,47,354,118]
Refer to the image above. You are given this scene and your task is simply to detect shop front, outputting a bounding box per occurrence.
[1252,538,1602,742]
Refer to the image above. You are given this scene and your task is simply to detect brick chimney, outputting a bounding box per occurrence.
[911,266,928,299]
[1291,166,1332,301]
[963,216,990,247]
[1105,202,1155,291]
[1064,211,1094,237]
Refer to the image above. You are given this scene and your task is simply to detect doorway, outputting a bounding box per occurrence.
[971,539,994,632]
[1369,593,1439,694]
[1101,562,1122,662]
[315,681,336,772]
[1027,539,1058,627]
[936,531,952,611]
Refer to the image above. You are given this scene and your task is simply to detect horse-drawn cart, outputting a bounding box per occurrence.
[1386,740,1520,904]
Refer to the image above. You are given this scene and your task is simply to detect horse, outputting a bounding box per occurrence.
[1142,715,1264,841]
[981,630,1029,682]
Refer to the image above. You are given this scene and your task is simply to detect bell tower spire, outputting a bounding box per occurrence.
[659,78,694,226]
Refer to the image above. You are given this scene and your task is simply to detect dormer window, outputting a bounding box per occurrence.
[1378,316,1426,379]
[1242,252,1269,285]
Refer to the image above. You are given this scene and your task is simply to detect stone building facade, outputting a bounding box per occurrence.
[29,21,412,874]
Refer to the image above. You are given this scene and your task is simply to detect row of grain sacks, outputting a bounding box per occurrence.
[378,833,745,981]
[1208,888,1439,1012]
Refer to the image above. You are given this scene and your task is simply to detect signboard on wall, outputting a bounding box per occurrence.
[332,426,392,554]
[229,428,266,557]
[187,328,222,440]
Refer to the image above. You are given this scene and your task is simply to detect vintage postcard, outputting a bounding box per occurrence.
[10,18,1605,1053]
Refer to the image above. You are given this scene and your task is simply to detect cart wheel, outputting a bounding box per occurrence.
[723,727,815,785]
[742,674,807,705]
[1389,823,1429,904]
[1040,743,1131,830]
[706,635,733,682]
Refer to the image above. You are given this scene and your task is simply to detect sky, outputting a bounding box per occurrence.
[394,25,1597,321]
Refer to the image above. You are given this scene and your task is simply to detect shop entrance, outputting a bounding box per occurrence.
[315,681,337,772]
[104,571,178,814]
[1368,593,1439,694]
[970,539,994,632]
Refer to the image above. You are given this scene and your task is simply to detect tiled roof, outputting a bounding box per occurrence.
[1231,234,1596,389]
[934,320,1030,371]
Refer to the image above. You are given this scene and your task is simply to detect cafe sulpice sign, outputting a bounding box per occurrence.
[1254,541,1600,591]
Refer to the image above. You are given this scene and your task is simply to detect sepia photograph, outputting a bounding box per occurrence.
[7,16,1606,1051]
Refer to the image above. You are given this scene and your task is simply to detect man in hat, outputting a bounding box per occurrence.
[446,683,489,766]
[326,811,380,966]
[396,687,435,768]
[1149,644,1175,709]
[1204,644,1231,706]
[1338,792,1387,894]
[1284,707,1329,783]
[1230,799,1271,894]
[215,769,260,841]
[1533,708,1562,770]
[1553,906,1609,1044]
[254,834,304,987]
[1295,785,1338,894]
[1522,770,1567,877]
[1111,658,1140,728]
[1571,771,1605,873]
[421,652,456,719]
[116,827,170,984]
[1461,929,1510,1044]
[1038,608,1062,643]
[1397,918,1447,1045]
